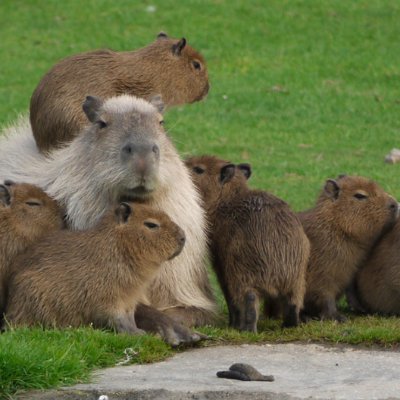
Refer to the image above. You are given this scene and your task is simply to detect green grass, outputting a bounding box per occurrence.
[1,0,400,398]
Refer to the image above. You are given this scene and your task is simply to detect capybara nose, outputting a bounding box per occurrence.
[178,228,186,247]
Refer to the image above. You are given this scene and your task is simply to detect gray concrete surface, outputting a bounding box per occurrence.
[20,343,400,400]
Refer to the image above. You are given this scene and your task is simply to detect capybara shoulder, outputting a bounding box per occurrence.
[30,33,210,152]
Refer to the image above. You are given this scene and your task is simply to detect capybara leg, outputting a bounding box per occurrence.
[135,304,207,347]
[113,312,145,335]
[228,302,241,329]
[320,297,347,322]
[345,280,367,314]
[239,290,259,333]
[264,296,283,320]
[162,306,215,327]
[282,303,299,328]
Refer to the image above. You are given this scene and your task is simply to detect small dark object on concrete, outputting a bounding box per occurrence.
[216,363,274,381]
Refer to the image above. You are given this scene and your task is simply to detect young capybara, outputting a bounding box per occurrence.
[353,218,400,315]
[0,94,215,339]
[300,175,398,321]
[185,155,310,330]
[4,202,186,332]
[0,181,63,315]
[30,32,210,152]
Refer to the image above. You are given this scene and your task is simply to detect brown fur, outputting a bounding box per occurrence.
[185,155,310,331]
[300,175,398,321]
[30,33,209,152]
[4,202,185,332]
[0,182,62,315]
[355,218,400,315]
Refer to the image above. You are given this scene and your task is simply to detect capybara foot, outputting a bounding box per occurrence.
[135,304,208,347]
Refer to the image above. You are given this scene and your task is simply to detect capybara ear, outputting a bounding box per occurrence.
[237,163,252,180]
[4,180,15,187]
[0,185,11,206]
[150,95,165,114]
[172,38,187,56]
[220,164,236,184]
[157,32,168,39]
[324,179,340,200]
[82,95,104,124]
[115,202,132,224]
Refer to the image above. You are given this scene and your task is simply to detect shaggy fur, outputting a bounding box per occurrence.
[4,203,185,331]
[30,33,209,152]
[0,95,216,326]
[186,155,310,331]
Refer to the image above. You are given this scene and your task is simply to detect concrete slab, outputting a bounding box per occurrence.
[19,343,400,400]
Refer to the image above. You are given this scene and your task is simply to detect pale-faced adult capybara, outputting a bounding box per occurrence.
[30,32,210,152]
[0,94,215,344]
[0,182,63,316]
[4,202,186,333]
[185,155,310,331]
[353,218,400,315]
[300,175,398,321]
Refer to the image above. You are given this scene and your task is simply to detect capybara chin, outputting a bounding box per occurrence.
[0,181,63,315]
[30,32,210,152]
[4,202,185,332]
[300,175,398,322]
[0,94,216,329]
[354,218,400,315]
[185,155,310,331]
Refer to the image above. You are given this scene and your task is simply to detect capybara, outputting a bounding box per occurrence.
[0,94,215,338]
[353,218,400,315]
[185,155,310,330]
[0,182,62,315]
[300,175,398,321]
[30,32,210,152]
[4,202,186,332]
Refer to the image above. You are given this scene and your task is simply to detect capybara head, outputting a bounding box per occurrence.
[113,202,186,264]
[81,94,166,201]
[149,33,210,104]
[185,155,251,206]
[316,175,398,243]
[0,181,63,239]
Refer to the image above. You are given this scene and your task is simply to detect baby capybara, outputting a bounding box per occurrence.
[30,33,210,152]
[4,202,185,332]
[300,175,398,321]
[354,218,400,315]
[185,155,310,331]
[0,182,62,315]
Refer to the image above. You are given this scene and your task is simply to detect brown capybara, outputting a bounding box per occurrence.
[0,95,216,341]
[353,218,400,315]
[30,32,210,152]
[4,202,186,333]
[185,155,310,331]
[300,175,398,322]
[0,181,62,316]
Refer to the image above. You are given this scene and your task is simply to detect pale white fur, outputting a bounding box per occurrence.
[0,95,215,313]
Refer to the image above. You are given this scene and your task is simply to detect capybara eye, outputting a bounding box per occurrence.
[152,144,160,155]
[97,120,107,129]
[192,61,201,70]
[193,166,205,174]
[144,221,160,229]
[25,201,42,207]
[354,193,368,200]
[159,120,164,126]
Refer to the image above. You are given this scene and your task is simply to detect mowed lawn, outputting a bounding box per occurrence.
[1,0,400,398]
